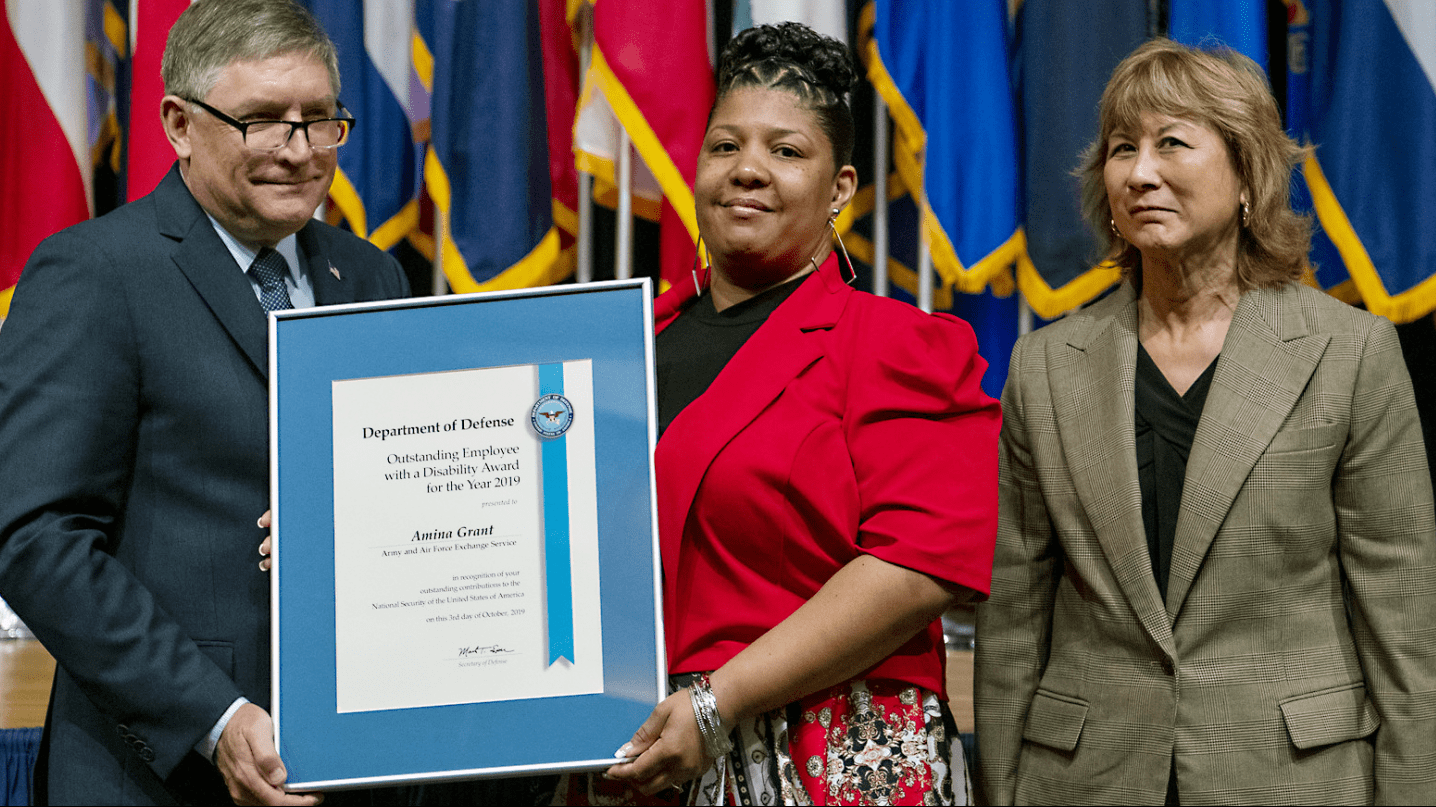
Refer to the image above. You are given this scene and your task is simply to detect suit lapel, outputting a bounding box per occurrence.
[1049,285,1176,655]
[655,262,850,583]
[154,168,270,379]
[300,225,359,306]
[1165,285,1329,618]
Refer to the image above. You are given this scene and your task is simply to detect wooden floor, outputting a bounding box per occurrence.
[947,649,975,733]
[0,641,975,733]
[0,639,54,729]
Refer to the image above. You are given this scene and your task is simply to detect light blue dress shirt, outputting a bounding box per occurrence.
[205,212,317,309]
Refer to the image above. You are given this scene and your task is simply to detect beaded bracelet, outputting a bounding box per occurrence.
[689,673,734,760]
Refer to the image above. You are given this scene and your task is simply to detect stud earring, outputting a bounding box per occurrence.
[1240,201,1250,228]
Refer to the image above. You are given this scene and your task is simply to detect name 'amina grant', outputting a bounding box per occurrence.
[412,524,495,541]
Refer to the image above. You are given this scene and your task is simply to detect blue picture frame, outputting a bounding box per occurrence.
[268,280,663,789]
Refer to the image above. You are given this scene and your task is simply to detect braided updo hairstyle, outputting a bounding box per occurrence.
[713,22,857,170]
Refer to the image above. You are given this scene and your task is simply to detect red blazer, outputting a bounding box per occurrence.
[654,256,1000,696]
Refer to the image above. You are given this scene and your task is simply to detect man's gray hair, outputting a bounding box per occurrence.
[161,0,340,101]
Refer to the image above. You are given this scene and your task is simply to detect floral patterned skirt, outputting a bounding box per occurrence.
[556,676,971,806]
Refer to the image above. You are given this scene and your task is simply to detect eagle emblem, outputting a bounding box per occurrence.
[530,393,575,438]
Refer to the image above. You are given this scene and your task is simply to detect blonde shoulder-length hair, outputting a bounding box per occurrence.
[1078,38,1312,289]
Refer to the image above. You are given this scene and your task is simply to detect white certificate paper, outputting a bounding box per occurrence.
[330,360,602,714]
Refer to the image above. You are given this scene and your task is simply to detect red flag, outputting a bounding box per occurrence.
[2,4,90,317]
[538,0,580,268]
[126,0,189,200]
[590,1,713,290]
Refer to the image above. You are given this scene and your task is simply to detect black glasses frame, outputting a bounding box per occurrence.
[184,97,356,150]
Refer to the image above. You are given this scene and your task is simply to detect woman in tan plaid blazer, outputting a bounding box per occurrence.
[975,40,1436,806]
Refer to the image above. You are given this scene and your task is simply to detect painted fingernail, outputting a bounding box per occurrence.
[614,742,633,759]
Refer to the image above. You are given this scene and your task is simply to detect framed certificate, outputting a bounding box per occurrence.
[268,280,663,790]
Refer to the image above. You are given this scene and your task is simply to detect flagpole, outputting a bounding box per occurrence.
[1018,293,1033,336]
[916,146,933,313]
[917,231,933,313]
[872,95,889,298]
[432,209,449,296]
[615,128,633,280]
[577,172,594,284]
[576,22,594,285]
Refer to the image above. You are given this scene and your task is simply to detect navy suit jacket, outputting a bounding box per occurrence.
[0,166,409,804]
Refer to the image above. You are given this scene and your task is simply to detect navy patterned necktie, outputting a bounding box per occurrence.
[248,248,294,312]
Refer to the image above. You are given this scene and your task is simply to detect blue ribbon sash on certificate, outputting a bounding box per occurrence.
[539,362,574,665]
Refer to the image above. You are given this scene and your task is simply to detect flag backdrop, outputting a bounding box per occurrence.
[579,0,713,290]
[417,0,559,293]
[853,0,1023,399]
[86,0,124,205]
[865,0,1020,296]
[1169,0,1268,70]
[1288,0,1436,324]
[307,0,423,253]
[124,0,187,200]
[5,1,1436,343]
[2,1,91,318]
[1011,0,1146,319]
[739,0,845,40]
[538,0,581,259]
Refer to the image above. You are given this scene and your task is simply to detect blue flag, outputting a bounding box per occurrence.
[304,1,422,252]
[866,0,1020,296]
[1168,0,1268,70]
[1013,0,1147,318]
[1288,0,1436,323]
[417,0,558,292]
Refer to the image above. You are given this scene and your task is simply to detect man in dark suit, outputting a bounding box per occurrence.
[0,1,408,803]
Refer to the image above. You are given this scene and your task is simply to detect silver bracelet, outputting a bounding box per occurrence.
[689,673,733,759]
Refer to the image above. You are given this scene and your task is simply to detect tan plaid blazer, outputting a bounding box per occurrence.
[975,282,1436,805]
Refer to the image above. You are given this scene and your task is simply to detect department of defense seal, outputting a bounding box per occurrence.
[530,393,575,438]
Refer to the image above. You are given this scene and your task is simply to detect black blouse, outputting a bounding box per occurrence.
[655,274,806,436]
[1134,344,1219,599]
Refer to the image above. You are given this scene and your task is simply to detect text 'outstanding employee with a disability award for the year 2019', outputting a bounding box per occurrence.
[328,360,603,714]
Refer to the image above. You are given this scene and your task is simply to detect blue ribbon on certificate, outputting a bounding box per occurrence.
[538,363,574,665]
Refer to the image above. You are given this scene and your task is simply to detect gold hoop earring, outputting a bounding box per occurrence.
[1109,218,1121,239]
[828,217,857,285]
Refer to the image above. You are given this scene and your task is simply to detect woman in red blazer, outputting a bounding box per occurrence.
[602,23,1000,806]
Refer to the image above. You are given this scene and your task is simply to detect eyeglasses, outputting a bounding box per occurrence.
[184,97,355,150]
